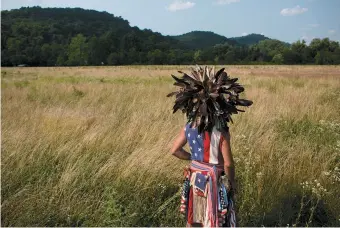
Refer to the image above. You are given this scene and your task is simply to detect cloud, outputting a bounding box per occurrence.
[167,1,195,12]
[328,29,336,35]
[280,5,308,16]
[215,0,240,5]
[242,32,248,36]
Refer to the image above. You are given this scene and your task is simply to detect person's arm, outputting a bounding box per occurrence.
[220,130,236,193]
[170,127,191,160]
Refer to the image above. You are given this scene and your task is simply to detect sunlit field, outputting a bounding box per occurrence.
[1,65,340,227]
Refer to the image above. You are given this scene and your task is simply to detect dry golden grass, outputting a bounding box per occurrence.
[1,65,340,226]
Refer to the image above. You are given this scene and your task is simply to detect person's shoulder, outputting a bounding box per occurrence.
[183,122,191,133]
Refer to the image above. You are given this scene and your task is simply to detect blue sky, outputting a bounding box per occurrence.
[2,0,340,43]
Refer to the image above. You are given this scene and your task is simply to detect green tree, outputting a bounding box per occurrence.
[258,39,286,60]
[56,53,67,66]
[67,34,88,66]
[224,51,236,64]
[291,40,307,53]
[40,44,52,66]
[107,52,119,65]
[88,36,107,65]
[193,50,202,63]
[272,53,284,64]
[315,51,334,65]
[282,48,301,64]
[147,49,164,64]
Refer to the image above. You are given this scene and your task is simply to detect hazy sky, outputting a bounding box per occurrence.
[2,0,340,43]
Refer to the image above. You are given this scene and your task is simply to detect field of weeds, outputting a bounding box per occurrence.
[1,65,340,226]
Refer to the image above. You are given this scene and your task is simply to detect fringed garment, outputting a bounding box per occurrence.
[180,161,236,227]
[180,124,236,227]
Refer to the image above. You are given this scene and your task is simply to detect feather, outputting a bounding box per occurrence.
[221,85,232,90]
[209,93,219,98]
[171,75,189,85]
[203,66,209,82]
[166,91,178,97]
[208,67,213,80]
[200,102,208,116]
[217,72,229,85]
[168,65,253,132]
[229,78,238,83]
[236,99,253,106]
[214,68,225,81]
[182,73,203,86]
[233,86,244,93]
[174,82,188,88]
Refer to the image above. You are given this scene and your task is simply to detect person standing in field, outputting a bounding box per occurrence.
[168,66,252,227]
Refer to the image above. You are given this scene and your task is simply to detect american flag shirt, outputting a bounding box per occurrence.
[185,123,227,164]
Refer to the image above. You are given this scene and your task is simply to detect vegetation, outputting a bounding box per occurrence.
[2,7,340,66]
[172,31,238,49]
[230,33,271,46]
[1,65,340,227]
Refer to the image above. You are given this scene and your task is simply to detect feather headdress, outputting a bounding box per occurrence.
[167,65,253,133]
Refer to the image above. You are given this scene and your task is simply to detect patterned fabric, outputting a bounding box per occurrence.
[180,170,191,215]
[180,161,236,227]
[194,172,208,194]
[185,123,227,164]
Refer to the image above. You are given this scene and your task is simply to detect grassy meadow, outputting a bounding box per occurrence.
[1,65,340,227]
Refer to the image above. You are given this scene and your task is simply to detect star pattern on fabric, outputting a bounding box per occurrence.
[185,125,206,162]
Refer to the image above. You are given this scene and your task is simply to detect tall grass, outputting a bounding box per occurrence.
[1,65,340,226]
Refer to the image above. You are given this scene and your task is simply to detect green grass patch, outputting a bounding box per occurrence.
[14,80,30,89]
[275,116,339,144]
[318,87,340,106]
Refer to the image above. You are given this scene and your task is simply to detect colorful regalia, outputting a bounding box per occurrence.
[167,66,252,227]
[180,123,236,227]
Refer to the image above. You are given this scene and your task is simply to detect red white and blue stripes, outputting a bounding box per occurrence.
[185,124,222,164]
[180,160,236,227]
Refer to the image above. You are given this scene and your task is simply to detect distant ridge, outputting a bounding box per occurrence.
[230,33,270,45]
[230,33,291,46]
[171,31,238,49]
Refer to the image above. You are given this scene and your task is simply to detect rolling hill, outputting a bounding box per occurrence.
[171,31,238,49]
[230,33,291,46]
[230,33,270,45]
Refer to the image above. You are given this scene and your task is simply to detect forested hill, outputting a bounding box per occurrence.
[172,31,237,49]
[2,7,340,66]
[1,7,190,66]
[230,34,291,47]
[230,34,270,45]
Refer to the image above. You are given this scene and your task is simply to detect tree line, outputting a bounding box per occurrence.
[1,7,340,66]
